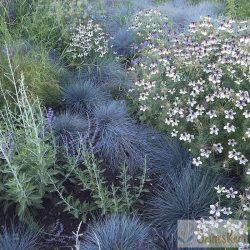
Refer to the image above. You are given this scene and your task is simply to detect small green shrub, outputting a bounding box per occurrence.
[0,52,57,220]
[224,0,250,19]
[52,139,148,219]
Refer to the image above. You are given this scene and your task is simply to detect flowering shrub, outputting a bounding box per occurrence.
[194,182,250,248]
[67,19,109,66]
[129,16,250,170]
[129,9,170,43]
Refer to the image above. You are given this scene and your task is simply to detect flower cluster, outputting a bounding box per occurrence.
[67,19,109,65]
[194,185,250,245]
[129,16,250,170]
[129,9,170,44]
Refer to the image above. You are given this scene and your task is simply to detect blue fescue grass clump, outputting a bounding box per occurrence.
[77,57,127,89]
[144,166,227,247]
[93,101,148,173]
[0,224,39,250]
[63,81,111,112]
[110,26,135,58]
[80,214,154,250]
[144,129,191,185]
[52,112,89,142]
[158,0,224,31]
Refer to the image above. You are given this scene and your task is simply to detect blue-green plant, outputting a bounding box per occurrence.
[144,129,191,185]
[93,101,148,173]
[77,57,128,89]
[144,166,229,248]
[110,26,135,58]
[0,224,40,250]
[52,112,89,143]
[80,214,155,250]
[63,81,110,112]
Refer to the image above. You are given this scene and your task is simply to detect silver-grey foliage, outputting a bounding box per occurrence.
[0,224,39,250]
[80,214,155,250]
[63,81,111,112]
[144,166,228,248]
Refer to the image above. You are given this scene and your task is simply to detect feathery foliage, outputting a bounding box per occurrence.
[0,45,62,107]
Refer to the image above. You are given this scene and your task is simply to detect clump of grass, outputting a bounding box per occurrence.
[52,112,89,143]
[0,224,40,250]
[80,214,154,250]
[144,129,191,185]
[144,166,229,248]
[0,45,63,107]
[110,26,135,58]
[158,0,223,31]
[63,81,110,112]
[76,57,128,89]
[92,101,148,173]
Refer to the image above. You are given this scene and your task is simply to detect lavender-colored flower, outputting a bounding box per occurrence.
[46,107,54,127]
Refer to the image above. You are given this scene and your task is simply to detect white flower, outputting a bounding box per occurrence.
[234,221,248,235]
[179,132,194,143]
[228,139,237,147]
[221,207,232,215]
[228,149,240,160]
[200,148,211,158]
[245,188,250,200]
[225,187,238,199]
[207,216,223,228]
[224,123,236,133]
[238,242,250,250]
[210,125,219,135]
[206,110,217,119]
[243,110,250,118]
[140,105,148,112]
[246,169,250,175]
[179,88,187,95]
[192,157,202,166]
[242,203,250,212]
[238,154,248,165]
[214,185,226,194]
[224,109,236,120]
[205,94,215,102]
[171,118,179,127]
[213,143,223,153]
[223,220,236,234]
[171,129,178,137]
[210,203,221,217]
[246,128,250,138]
